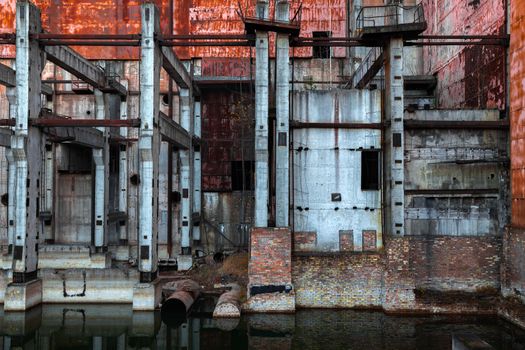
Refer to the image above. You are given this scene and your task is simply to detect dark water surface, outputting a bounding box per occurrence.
[2,302,525,349]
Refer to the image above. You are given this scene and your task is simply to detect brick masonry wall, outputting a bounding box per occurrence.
[245,228,295,312]
[502,227,525,299]
[293,253,384,308]
[292,236,501,313]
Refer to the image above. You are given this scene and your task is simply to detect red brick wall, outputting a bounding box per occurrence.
[502,228,525,298]
[249,228,292,287]
[293,232,317,252]
[292,236,501,312]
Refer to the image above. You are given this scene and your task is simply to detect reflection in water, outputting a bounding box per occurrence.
[0,302,524,349]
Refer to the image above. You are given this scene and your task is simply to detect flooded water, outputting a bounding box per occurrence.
[1,301,525,349]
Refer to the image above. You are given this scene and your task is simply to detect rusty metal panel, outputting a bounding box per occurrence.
[421,0,506,109]
[1,0,349,59]
[201,88,254,191]
[511,0,525,228]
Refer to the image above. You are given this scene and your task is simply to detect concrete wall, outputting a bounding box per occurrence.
[292,89,382,252]
[405,109,509,236]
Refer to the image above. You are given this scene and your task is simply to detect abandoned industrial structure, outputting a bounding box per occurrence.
[0,0,524,330]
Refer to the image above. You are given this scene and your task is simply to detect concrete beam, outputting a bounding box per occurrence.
[42,126,104,148]
[44,45,126,96]
[159,112,191,149]
[161,47,192,90]
[41,83,53,96]
[0,128,11,147]
[254,0,270,227]
[118,81,129,243]
[0,63,15,87]
[275,0,290,227]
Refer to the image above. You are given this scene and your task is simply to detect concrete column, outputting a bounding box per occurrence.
[179,88,193,270]
[5,87,16,249]
[385,37,405,236]
[138,3,161,283]
[193,100,202,242]
[43,143,53,242]
[275,0,290,227]
[255,0,270,227]
[118,82,129,244]
[158,141,169,258]
[93,89,109,250]
[5,1,44,310]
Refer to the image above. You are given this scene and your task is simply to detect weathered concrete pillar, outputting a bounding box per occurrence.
[254,0,270,227]
[118,82,129,244]
[275,0,290,227]
[384,37,405,236]
[158,141,169,258]
[43,142,54,242]
[6,1,44,311]
[137,2,161,287]
[93,89,109,251]
[5,87,16,249]
[193,100,202,242]
[179,88,193,270]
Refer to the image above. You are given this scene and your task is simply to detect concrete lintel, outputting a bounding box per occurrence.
[159,112,191,149]
[44,45,127,96]
[0,62,16,87]
[161,47,192,90]
[0,128,11,147]
[43,126,104,148]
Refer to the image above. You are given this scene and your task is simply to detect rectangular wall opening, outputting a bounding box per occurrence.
[361,150,380,190]
[231,161,255,191]
[313,31,331,59]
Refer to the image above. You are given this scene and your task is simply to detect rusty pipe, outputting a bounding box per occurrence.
[213,284,241,318]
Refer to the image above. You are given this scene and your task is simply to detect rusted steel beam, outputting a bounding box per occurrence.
[405,189,500,195]
[0,33,15,39]
[160,41,254,47]
[405,41,507,47]
[0,119,15,127]
[162,34,255,40]
[291,121,383,129]
[404,120,509,130]
[31,118,141,128]
[417,35,509,40]
[41,40,140,47]
[34,34,141,40]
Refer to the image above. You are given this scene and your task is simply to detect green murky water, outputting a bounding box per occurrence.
[1,300,525,349]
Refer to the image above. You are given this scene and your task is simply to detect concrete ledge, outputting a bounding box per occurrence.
[244,292,295,313]
[177,254,193,271]
[132,279,162,311]
[5,279,42,311]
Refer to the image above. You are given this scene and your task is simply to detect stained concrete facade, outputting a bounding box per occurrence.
[0,0,522,328]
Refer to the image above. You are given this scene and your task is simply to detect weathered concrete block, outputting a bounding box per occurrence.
[132,279,162,311]
[4,278,42,311]
[177,254,193,271]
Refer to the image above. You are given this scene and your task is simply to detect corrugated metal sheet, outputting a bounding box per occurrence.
[0,0,348,59]
[511,0,525,228]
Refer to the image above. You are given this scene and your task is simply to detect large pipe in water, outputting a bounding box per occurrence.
[161,280,201,327]
[213,283,241,318]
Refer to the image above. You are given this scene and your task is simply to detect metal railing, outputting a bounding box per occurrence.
[356,3,425,31]
[351,46,383,89]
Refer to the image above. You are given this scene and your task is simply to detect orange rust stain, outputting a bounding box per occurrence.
[1,0,348,59]
[511,0,525,227]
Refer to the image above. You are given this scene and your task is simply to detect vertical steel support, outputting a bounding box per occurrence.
[255,0,270,227]
[193,100,202,241]
[275,0,290,227]
[179,88,193,255]
[118,82,129,243]
[385,37,405,236]
[139,3,161,281]
[12,1,43,282]
[93,89,109,250]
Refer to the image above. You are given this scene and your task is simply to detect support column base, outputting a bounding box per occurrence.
[4,278,43,311]
[244,289,295,313]
[132,278,162,311]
